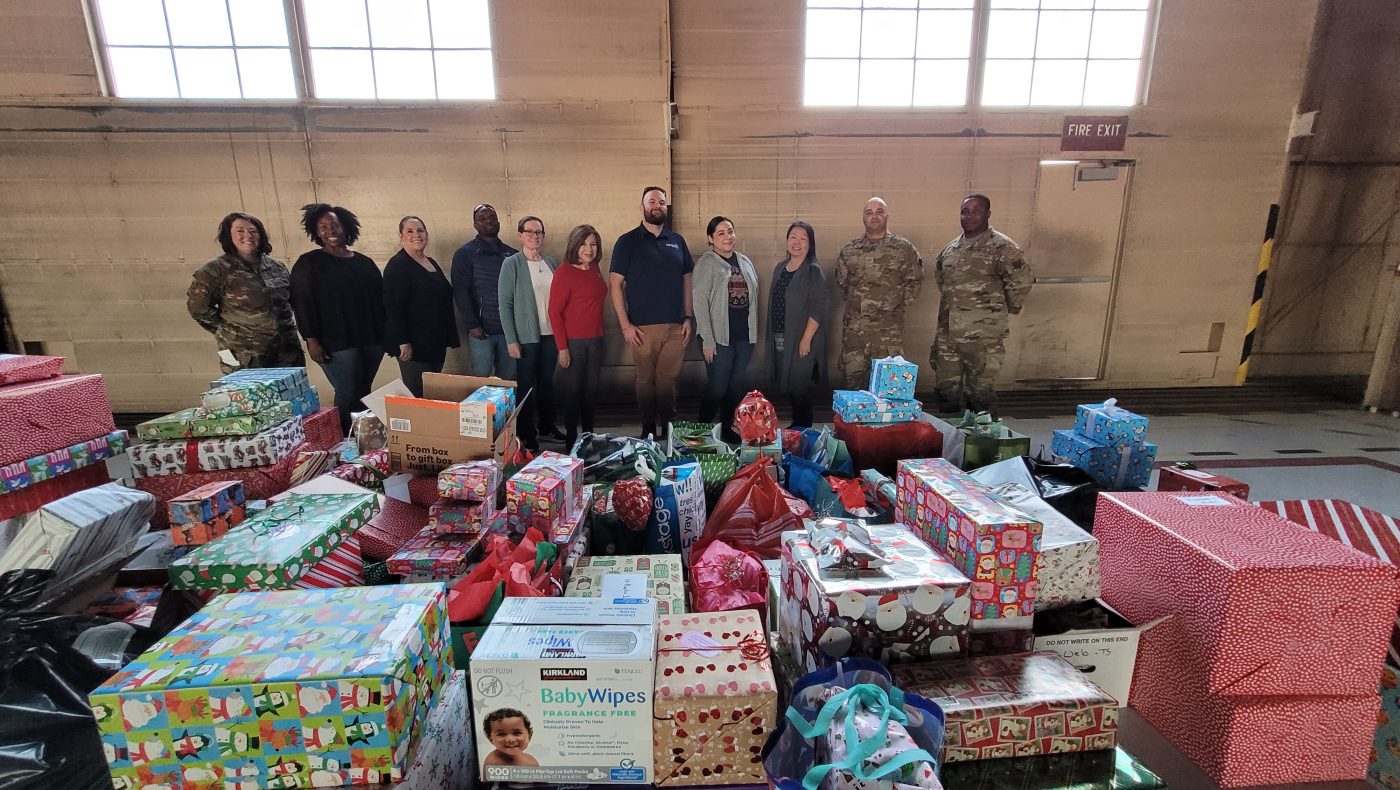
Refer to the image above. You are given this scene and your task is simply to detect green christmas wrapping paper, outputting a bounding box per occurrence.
[89,584,453,788]
[565,553,686,615]
[169,493,378,591]
[201,381,281,418]
[137,402,294,441]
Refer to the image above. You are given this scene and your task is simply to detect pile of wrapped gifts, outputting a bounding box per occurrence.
[1051,398,1158,489]
[833,355,923,425]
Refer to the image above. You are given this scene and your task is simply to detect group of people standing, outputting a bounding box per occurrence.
[188,187,1034,448]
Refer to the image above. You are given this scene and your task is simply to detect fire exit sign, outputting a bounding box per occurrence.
[1061,116,1129,151]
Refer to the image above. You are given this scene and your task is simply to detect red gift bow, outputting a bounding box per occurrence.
[828,477,869,511]
[658,631,772,662]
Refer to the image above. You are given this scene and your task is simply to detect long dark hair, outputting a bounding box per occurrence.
[216,212,273,256]
[785,221,817,266]
[300,203,361,247]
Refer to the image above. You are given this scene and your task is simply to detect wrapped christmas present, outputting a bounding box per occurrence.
[988,482,1100,609]
[505,451,583,533]
[868,355,918,402]
[936,746,1166,789]
[1097,491,1400,698]
[358,497,430,561]
[171,502,246,546]
[168,492,377,591]
[0,352,64,385]
[894,651,1118,763]
[167,480,245,525]
[780,519,971,672]
[565,553,685,615]
[211,366,319,417]
[654,611,778,786]
[199,380,279,418]
[331,448,391,490]
[387,523,489,579]
[429,497,499,535]
[1156,463,1250,498]
[832,390,922,425]
[89,584,452,788]
[300,405,343,450]
[461,385,516,437]
[1050,430,1156,490]
[0,430,127,495]
[438,460,502,502]
[690,539,767,615]
[734,390,779,446]
[129,417,305,478]
[1073,399,1149,446]
[137,401,292,441]
[0,462,111,521]
[0,374,115,466]
[367,670,474,789]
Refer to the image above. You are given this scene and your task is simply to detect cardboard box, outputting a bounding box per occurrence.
[1033,599,1157,708]
[89,585,452,788]
[385,373,520,474]
[653,611,777,786]
[566,554,686,615]
[1156,465,1250,498]
[1097,492,1400,698]
[471,597,657,784]
[779,522,971,672]
[893,652,1119,763]
[895,458,1042,622]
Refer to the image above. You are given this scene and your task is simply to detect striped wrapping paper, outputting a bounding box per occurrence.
[1256,498,1400,665]
[0,462,111,521]
[294,534,365,588]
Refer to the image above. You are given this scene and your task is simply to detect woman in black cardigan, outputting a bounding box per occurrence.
[382,216,459,397]
[767,220,827,428]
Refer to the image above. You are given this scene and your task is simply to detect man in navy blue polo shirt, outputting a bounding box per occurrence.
[608,186,695,439]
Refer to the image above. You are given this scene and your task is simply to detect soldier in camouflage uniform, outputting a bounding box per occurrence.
[931,194,1033,416]
[187,212,305,374]
[834,197,924,390]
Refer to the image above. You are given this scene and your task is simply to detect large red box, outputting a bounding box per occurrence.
[1155,465,1250,499]
[300,405,342,449]
[1097,492,1400,698]
[0,374,115,466]
[1131,614,1378,787]
[834,415,942,477]
[1257,498,1400,665]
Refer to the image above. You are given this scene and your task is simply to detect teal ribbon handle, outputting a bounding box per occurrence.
[786,683,936,790]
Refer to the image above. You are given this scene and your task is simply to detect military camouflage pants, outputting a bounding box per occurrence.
[931,332,1003,416]
[840,329,904,390]
[217,334,307,375]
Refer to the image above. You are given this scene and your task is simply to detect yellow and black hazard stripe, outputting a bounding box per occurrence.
[1237,204,1279,385]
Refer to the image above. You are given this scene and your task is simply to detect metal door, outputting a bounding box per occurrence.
[1001,160,1133,383]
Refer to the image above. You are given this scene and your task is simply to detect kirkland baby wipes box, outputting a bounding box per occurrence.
[470,597,657,784]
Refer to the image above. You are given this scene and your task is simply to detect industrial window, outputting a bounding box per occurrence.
[91,0,495,101]
[803,0,1152,108]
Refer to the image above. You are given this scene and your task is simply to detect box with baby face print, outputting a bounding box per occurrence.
[89,584,452,789]
[778,522,971,673]
[893,651,1118,764]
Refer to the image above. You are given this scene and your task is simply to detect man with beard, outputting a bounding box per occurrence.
[452,203,519,377]
[931,193,1033,416]
[834,196,924,389]
[608,186,695,439]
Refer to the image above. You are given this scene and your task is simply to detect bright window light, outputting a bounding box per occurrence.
[805,0,1152,108]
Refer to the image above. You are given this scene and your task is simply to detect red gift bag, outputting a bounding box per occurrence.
[689,539,768,613]
[833,415,942,477]
[696,458,805,560]
[735,390,779,446]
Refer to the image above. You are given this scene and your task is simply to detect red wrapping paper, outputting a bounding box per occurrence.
[697,460,804,560]
[1097,492,1400,698]
[0,462,110,520]
[0,374,115,466]
[293,534,365,588]
[300,405,342,449]
[357,498,430,561]
[134,440,316,529]
[407,474,440,507]
[734,390,778,445]
[0,354,64,385]
[689,539,767,613]
[834,415,943,477]
[1156,465,1250,499]
[1130,614,1378,787]
[1258,498,1400,665]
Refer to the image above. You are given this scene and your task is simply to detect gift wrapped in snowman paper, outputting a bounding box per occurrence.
[780,519,972,672]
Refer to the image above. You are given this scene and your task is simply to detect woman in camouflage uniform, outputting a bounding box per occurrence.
[187,212,305,375]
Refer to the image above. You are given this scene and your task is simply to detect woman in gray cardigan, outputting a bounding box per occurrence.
[498,215,564,451]
[692,216,759,442]
[767,220,826,428]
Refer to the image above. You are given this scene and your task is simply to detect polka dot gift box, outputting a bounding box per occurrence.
[779,521,972,673]
[653,611,777,787]
[1096,492,1400,698]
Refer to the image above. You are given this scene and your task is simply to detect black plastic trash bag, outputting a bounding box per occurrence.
[571,433,662,484]
[0,614,156,790]
[1024,457,1104,530]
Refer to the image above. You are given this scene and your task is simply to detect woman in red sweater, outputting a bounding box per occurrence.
[548,225,608,450]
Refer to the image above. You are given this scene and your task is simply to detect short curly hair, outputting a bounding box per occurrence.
[216,212,273,256]
[483,708,532,738]
[300,203,361,247]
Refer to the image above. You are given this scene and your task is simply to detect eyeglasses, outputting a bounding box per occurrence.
[521,229,545,237]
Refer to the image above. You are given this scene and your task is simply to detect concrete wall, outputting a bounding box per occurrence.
[0,0,1318,411]
[1251,0,1400,380]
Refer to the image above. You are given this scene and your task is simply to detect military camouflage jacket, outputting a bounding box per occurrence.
[187,253,299,353]
[834,232,923,326]
[934,228,1033,339]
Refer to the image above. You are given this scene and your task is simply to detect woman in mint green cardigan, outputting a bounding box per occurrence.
[498,215,563,451]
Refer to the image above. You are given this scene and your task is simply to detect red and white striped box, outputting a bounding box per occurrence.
[1130,614,1378,787]
[1097,491,1400,698]
[293,534,365,589]
[1257,498,1400,665]
[0,374,115,466]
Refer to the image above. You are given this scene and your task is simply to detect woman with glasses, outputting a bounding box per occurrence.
[499,216,565,451]
[692,216,758,442]
[767,221,827,428]
[290,203,384,435]
[381,215,458,397]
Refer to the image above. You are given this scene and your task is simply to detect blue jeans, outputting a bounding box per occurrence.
[318,346,383,435]
[515,338,559,448]
[468,333,516,379]
[700,342,754,438]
